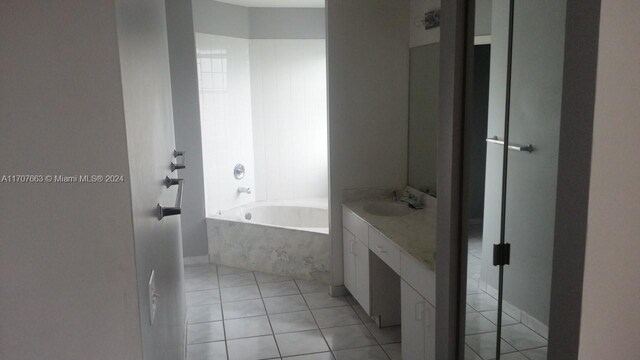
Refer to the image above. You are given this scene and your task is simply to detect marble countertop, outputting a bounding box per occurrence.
[343,200,437,271]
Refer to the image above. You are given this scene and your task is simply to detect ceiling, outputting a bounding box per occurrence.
[215,0,325,8]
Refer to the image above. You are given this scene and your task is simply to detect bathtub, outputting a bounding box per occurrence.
[207,199,330,282]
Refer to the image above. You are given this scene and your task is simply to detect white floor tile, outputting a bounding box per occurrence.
[224,315,273,340]
[188,304,223,324]
[311,306,361,328]
[295,279,328,294]
[466,293,499,312]
[227,335,280,360]
[465,312,497,335]
[264,294,309,314]
[500,352,528,360]
[187,289,221,307]
[260,281,301,298]
[333,345,390,360]
[465,332,516,360]
[321,324,377,351]
[479,311,519,326]
[270,310,318,334]
[186,276,219,292]
[500,324,547,351]
[521,346,547,360]
[303,292,349,309]
[275,330,330,357]
[283,352,335,360]
[188,321,225,344]
[465,345,482,360]
[219,272,257,289]
[381,343,402,360]
[187,341,227,360]
[221,284,262,302]
[223,299,266,320]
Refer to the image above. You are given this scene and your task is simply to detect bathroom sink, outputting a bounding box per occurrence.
[363,202,411,217]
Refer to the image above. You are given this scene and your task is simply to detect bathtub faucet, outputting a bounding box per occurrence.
[237,186,251,194]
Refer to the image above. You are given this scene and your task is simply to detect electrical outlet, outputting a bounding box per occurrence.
[149,270,158,325]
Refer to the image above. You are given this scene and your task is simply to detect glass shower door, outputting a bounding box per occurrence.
[463,0,567,359]
[496,0,567,358]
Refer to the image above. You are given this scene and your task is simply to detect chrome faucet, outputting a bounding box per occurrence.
[399,191,425,209]
[237,186,251,194]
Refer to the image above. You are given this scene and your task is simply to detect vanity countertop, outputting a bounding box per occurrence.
[343,200,436,271]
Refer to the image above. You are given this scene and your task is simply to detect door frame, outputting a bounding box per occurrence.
[435,0,602,359]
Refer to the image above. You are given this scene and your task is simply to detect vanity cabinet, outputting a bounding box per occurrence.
[401,280,435,360]
[342,204,436,360]
[342,226,370,314]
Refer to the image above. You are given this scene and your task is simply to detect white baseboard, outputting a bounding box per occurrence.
[183,255,210,266]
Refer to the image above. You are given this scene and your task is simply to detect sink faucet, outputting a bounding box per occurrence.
[399,191,425,209]
[237,186,251,194]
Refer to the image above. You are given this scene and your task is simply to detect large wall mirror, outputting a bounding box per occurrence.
[407,43,439,196]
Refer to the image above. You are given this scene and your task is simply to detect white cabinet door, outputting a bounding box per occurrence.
[354,238,370,313]
[423,298,435,360]
[401,280,425,360]
[343,228,356,296]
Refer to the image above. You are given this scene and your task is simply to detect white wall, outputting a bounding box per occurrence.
[196,33,257,215]
[410,0,440,47]
[0,3,142,359]
[193,0,250,38]
[250,39,328,202]
[327,0,410,287]
[115,0,187,358]
[579,0,640,358]
[0,1,186,359]
[193,0,325,39]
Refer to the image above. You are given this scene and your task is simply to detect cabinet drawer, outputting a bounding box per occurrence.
[368,228,400,273]
[342,206,369,242]
[400,252,436,306]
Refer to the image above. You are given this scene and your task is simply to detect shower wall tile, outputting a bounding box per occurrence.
[250,39,329,202]
[196,33,256,215]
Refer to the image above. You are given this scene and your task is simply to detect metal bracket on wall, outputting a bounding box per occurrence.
[170,150,186,171]
[157,179,183,220]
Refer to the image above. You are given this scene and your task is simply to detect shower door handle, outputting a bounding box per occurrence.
[486,136,534,153]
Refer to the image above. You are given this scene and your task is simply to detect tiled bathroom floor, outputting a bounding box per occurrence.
[184,264,401,360]
[464,230,548,360]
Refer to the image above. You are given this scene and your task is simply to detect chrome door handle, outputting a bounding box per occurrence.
[486,136,534,153]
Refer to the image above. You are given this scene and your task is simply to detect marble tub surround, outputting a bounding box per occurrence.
[342,190,437,270]
[207,218,330,283]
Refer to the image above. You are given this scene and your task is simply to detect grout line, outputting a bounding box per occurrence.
[294,278,335,358]
[254,271,283,359]
[212,265,230,360]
